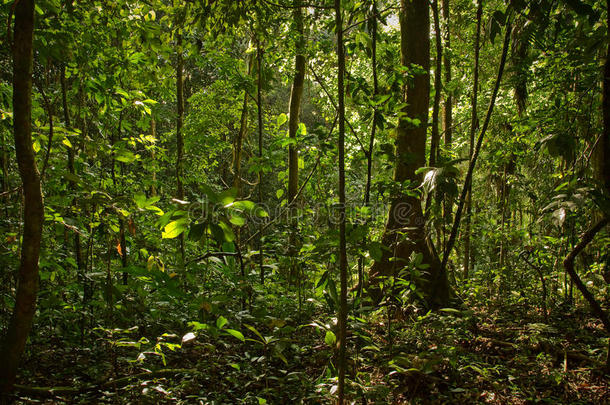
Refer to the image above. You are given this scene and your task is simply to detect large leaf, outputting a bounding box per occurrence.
[162,218,189,239]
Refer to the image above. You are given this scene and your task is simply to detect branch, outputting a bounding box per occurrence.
[187,251,239,265]
[440,21,512,273]
[563,217,610,332]
[308,64,368,158]
[243,114,338,246]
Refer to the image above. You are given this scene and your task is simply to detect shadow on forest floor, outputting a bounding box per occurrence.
[9,300,610,404]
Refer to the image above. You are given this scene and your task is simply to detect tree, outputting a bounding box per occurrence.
[0,0,44,395]
[368,0,449,308]
[463,0,482,279]
[335,0,347,402]
[287,0,306,283]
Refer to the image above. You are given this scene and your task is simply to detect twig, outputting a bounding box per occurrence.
[187,251,239,265]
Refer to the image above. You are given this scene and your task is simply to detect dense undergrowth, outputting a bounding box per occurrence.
[11,282,610,404]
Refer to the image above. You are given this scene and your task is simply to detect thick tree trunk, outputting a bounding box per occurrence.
[334,3,347,403]
[369,0,449,308]
[0,0,44,395]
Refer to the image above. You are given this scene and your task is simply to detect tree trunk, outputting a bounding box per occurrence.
[257,37,265,284]
[232,49,253,196]
[288,0,305,208]
[602,0,610,191]
[334,2,348,403]
[287,0,306,283]
[463,0,482,280]
[369,0,449,308]
[358,0,379,298]
[151,115,157,196]
[441,0,452,147]
[0,0,44,395]
[429,0,442,168]
[562,218,610,370]
[441,22,512,277]
[176,32,185,266]
[60,66,85,287]
[441,0,452,252]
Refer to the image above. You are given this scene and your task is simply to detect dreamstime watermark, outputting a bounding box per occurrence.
[186,198,423,227]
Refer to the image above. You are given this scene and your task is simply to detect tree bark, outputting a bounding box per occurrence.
[334,3,347,403]
[0,0,44,395]
[368,0,449,308]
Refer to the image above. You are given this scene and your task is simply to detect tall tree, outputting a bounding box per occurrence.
[429,0,442,168]
[0,0,44,395]
[368,0,449,308]
[463,0,482,279]
[176,31,186,265]
[232,46,254,196]
[334,2,348,403]
[441,19,512,276]
[287,0,306,283]
[441,0,452,147]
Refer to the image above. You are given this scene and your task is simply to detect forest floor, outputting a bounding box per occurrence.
[10,297,610,404]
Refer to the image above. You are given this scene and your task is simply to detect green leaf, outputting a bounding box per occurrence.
[115,149,136,163]
[255,206,269,217]
[324,330,336,347]
[216,315,228,329]
[188,222,206,241]
[276,189,284,199]
[225,328,245,342]
[297,122,306,135]
[219,188,237,206]
[277,113,287,126]
[218,221,235,242]
[244,324,265,342]
[210,223,225,243]
[162,218,189,239]
[229,215,246,226]
[368,242,384,262]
